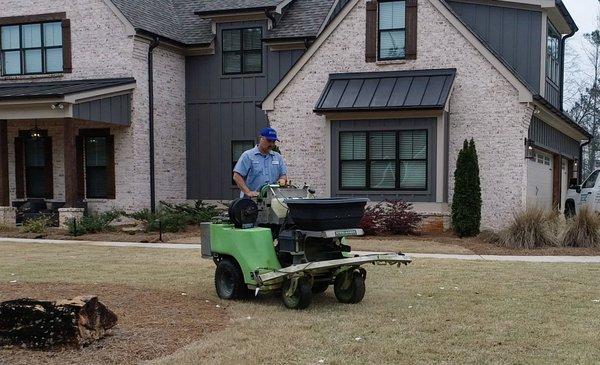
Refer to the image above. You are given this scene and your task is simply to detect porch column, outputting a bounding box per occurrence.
[59,120,83,228]
[0,120,8,206]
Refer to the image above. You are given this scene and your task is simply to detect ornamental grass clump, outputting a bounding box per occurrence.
[493,207,559,249]
[561,206,600,248]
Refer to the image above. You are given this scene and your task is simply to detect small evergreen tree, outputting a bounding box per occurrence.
[451,138,482,237]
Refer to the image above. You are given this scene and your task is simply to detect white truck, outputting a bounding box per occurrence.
[564,170,600,217]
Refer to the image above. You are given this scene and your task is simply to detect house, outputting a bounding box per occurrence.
[0,0,589,230]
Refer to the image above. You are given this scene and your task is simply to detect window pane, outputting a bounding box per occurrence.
[24,49,42,73]
[399,130,427,159]
[2,50,21,74]
[87,167,107,198]
[21,24,41,48]
[370,161,396,188]
[243,28,262,50]
[223,52,241,74]
[45,47,63,72]
[222,30,241,51]
[379,1,405,30]
[1,25,20,49]
[400,160,426,189]
[340,132,366,160]
[379,30,405,59]
[243,50,261,73]
[341,161,366,188]
[369,132,396,159]
[43,22,62,47]
[232,141,253,161]
[86,137,107,167]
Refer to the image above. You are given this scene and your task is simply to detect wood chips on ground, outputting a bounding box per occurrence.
[0,283,228,365]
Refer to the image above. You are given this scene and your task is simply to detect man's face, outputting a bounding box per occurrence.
[259,136,276,151]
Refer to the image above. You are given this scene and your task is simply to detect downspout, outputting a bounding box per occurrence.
[559,29,576,111]
[148,36,159,213]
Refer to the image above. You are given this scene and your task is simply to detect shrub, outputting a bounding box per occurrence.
[451,139,482,237]
[561,206,600,248]
[491,207,559,249]
[22,216,51,234]
[66,210,124,236]
[359,201,422,235]
[159,201,224,225]
[126,206,189,233]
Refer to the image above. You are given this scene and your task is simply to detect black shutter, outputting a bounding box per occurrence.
[14,137,24,199]
[106,135,116,199]
[76,135,85,200]
[61,19,72,73]
[43,137,54,199]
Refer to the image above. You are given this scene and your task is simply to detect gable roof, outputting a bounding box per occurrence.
[264,0,337,41]
[194,0,284,15]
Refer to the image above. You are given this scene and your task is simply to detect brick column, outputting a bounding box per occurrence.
[0,120,9,206]
[64,120,77,208]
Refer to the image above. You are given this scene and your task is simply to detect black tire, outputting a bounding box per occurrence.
[311,282,329,294]
[334,270,366,304]
[282,277,313,309]
[215,258,247,300]
[565,201,576,219]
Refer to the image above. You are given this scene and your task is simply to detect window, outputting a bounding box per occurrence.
[24,136,48,198]
[222,27,262,75]
[546,21,561,85]
[339,130,427,190]
[232,140,254,184]
[583,170,599,189]
[378,0,406,60]
[85,136,108,198]
[536,153,551,166]
[0,21,63,75]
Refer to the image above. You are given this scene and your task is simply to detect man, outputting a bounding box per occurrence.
[233,127,288,198]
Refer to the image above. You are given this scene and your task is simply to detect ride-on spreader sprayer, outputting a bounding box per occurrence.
[201,184,412,309]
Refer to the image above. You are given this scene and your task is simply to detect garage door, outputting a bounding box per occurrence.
[527,150,553,209]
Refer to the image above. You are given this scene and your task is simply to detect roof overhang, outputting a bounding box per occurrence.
[533,95,592,141]
[0,78,135,125]
[314,69,456,114]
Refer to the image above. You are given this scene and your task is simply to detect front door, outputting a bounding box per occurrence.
[24,136,49,198]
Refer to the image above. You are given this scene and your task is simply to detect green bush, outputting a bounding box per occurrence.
[451,139,482,237]
[66,210,124,236]
[22,216,52,234]
[159,201,223,225]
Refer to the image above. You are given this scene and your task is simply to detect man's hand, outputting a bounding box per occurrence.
[246,191,259,198]
[277,178,288,187]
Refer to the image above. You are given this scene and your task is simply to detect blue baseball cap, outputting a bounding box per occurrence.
[259,127,280,142]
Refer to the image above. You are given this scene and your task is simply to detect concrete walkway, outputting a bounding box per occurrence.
[2,237,600,263]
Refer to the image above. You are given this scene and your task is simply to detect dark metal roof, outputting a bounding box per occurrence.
[314,69,456,113]
[0,78,135,101]
[533,95,592,139]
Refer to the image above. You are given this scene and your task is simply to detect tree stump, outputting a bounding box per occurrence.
[0,296,118,348]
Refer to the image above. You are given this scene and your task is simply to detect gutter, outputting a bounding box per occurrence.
[148,36,159,213]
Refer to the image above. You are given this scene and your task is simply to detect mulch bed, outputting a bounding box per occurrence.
[0,283,229,365]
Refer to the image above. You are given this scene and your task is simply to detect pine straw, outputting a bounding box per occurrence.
[480,207,561,249]
[561,206,600,248]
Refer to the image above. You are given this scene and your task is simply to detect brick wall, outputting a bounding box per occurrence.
[266,0,533,229]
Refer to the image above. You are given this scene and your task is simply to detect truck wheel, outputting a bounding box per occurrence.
[282,277,312,309]
[334,270,365,304]
[215,258,246,300]
[564,201,576,219]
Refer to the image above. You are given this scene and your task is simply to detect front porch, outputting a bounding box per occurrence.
[0,78,135,226]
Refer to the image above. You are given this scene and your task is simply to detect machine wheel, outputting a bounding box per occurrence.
[334,270,365,304]
[311,282,329,294]
[215,258,247,300]
[564,200,576,219]
[281,277,312,309]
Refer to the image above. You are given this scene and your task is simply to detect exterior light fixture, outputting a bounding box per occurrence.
[524,138,535,159]
[50,103,64,110]
[30,124,41,139]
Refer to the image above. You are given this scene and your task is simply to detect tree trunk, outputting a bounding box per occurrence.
[0,296,117,348]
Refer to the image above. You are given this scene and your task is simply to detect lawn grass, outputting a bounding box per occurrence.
[1,243,599,364]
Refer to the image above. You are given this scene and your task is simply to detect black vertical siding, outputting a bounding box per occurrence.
[73,94,131,126]
[447,1,542,93]
[529,116,580,159]
[186,20,304,199]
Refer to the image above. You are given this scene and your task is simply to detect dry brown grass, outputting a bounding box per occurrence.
[483,207,561,249]
[0,243,599,364]
[561,206,600,248]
